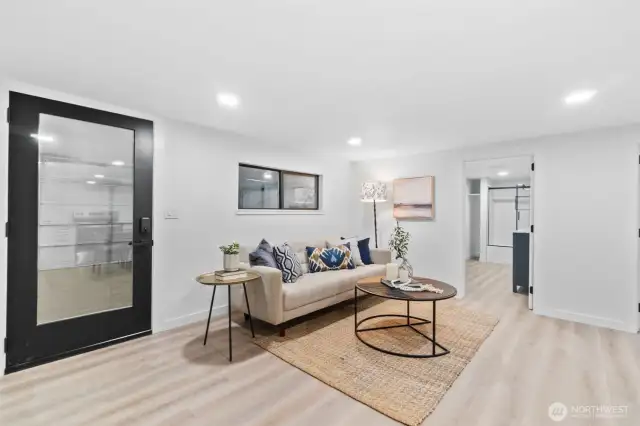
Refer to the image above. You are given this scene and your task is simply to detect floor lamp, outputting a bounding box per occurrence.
[361,181,387,248]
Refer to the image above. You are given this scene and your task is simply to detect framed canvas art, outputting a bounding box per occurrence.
[393,176,435,219]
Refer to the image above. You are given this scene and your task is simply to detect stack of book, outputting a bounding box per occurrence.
[214,270,248,281]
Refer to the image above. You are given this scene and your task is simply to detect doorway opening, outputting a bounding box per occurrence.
[464,156,534,311]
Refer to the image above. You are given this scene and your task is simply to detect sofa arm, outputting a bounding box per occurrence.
[370,248,392,265]
[230,263,284,326]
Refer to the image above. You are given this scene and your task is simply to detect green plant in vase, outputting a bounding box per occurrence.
[389,222,413,280]
[219,241,241,271]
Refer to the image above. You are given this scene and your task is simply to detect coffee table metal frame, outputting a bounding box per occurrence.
[354,283,452,358]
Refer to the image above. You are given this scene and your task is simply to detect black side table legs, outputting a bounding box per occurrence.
[202,282,255,362]
[227,285,232,361]
[243,283,255,338]
[203,285,217,346]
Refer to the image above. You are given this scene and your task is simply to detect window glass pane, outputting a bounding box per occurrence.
[238,165,280,209]
[282,173,318,210]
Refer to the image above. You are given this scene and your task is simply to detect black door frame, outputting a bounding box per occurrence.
[5,92,153,373]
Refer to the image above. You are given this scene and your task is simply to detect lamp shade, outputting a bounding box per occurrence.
[361,181,387,202]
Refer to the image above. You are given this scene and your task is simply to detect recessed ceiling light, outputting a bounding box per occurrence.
[86,180,96,185]
[111,160,125,166]
[497,171,509,176]
[30,134,54,142]
[263,171,273,179]
[347,137,362,146]
[564,89,597,105]
[217,92,241,109]
[94,174,105,179]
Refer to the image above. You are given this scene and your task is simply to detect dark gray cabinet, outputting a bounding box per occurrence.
[512,231,529,295]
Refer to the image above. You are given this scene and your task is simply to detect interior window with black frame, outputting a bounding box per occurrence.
[281,171,319,210]
[238,165,281,209]
[238,164,319,210]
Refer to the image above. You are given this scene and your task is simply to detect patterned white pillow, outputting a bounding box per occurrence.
[272,243,303,283]
[296,251,309,274]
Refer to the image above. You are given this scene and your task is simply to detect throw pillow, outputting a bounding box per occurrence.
[249,239,278,268]
[296,251,310,274]
[357,237,373,265]
[332,237,364,266]
[273,243,303,283]
[341,236,373,265]
[306,244,355,273]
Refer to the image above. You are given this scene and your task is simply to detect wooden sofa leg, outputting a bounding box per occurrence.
[243,313,250,321]
[279,326,286,337]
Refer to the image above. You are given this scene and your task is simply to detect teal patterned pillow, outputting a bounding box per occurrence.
[306,244,355,273]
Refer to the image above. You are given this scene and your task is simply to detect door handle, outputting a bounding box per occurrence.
[128,240,154,247]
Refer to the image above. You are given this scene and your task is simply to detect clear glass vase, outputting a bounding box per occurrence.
[399,257,413,280]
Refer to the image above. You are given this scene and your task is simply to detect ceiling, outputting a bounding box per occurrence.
[2,0,639,160]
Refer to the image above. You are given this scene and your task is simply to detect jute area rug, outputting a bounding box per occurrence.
[255,298,498,426]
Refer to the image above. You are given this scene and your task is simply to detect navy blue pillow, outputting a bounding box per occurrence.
[358,238,373,265]
[342,237,373,265]
[249,239,278,268]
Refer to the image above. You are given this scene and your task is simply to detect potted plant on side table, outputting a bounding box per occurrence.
[219,241,241,271]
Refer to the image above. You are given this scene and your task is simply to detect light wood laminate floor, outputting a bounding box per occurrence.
[1,261,639,425]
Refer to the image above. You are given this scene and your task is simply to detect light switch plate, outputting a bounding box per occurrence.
[164,210,179,219]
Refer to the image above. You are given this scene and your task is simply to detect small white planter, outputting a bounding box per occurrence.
[223,253,240,271]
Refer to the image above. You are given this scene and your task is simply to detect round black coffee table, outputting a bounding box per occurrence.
[354,276,457,358]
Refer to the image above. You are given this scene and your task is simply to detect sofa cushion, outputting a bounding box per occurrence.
[283,264,385,310]
[273,243,303,283]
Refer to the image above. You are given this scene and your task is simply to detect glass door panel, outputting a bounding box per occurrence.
[36,114,134,324]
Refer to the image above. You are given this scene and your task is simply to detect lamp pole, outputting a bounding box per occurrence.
[373,199,378,248]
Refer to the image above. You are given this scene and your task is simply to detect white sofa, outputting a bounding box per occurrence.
[231,239,392,335]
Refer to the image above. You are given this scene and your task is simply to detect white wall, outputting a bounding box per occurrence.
[153,119,352,332]
[353,149,465,294]
[0,78,353,370]
[353,125,640,332]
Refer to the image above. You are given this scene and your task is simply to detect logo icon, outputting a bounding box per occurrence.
[548,402,568,422]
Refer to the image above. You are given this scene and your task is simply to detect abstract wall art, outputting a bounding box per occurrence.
[393,176,435,219]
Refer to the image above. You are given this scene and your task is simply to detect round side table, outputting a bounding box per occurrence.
[195,270,261,362]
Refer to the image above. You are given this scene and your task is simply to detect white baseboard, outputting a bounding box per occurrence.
[154,305,228,333]
[535,307,635,333]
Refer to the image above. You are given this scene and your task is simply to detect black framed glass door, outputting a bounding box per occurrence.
[5,92,153,373]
